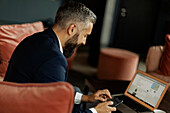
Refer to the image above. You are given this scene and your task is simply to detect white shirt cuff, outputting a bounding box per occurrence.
[89,108,97,113]
[74,92,83,104]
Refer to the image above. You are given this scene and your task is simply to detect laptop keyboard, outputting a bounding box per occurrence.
[116,95,151,112]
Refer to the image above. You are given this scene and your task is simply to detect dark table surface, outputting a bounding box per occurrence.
[85,78,170,113]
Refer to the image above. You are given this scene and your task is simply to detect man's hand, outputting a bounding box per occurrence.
[81,89,112,102]
[95,101,116,113]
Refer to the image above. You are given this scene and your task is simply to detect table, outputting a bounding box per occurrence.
[84,78,170,113]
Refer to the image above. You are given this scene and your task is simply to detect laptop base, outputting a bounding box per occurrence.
[112,94,153,113]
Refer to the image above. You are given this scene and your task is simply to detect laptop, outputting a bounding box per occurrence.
[112,70,169,113]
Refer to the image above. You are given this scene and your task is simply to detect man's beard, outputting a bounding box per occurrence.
[63,33,81,58]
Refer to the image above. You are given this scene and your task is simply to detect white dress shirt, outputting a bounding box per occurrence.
[57,36,97,113]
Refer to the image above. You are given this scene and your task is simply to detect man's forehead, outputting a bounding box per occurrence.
[85,22,93,34]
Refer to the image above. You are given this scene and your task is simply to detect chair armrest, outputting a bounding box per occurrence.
[0,82,74,113]
[146,46,164,73]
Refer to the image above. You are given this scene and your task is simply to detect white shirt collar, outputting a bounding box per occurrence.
[56,36,63,53]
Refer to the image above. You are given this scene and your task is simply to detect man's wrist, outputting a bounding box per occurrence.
[81,94,89,102]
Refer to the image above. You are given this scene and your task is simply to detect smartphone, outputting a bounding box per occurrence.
[108,97,123,107]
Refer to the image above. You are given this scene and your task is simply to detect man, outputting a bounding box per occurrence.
[4,1,116,113]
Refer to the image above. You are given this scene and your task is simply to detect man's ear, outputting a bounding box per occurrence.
[67,24,77,36]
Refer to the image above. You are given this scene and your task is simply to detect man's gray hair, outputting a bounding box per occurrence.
[55,1,97,29]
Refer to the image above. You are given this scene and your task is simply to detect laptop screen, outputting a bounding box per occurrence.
[127,72,167,107]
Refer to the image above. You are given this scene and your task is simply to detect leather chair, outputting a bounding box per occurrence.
[0,22,44,78]
[0,81,74,113]
[146,35,170,83]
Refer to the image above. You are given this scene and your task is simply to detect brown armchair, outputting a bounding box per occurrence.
[146,35,170,83]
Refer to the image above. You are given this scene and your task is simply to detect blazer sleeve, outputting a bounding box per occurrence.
[34,56,68,83]
[35,57,93,113]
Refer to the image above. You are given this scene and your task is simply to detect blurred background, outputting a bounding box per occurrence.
[0,0,170,90]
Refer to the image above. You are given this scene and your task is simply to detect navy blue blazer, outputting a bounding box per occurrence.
[4,28,68,83]
[4,28,92,113]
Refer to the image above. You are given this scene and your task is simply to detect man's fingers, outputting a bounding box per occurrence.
[108,107,117,111]
[95,101,117,113]
[106,101,117,111]
[91,89,112,102]
[95,96,107,102]
[105,101,117,112]
[106,101,114,105]
[98,89,112,99]
[103,89,112,98]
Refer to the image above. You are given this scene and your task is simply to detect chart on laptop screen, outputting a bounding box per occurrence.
[127,73,166,107]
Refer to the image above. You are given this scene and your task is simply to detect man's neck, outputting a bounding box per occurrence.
[52,26,65,53]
